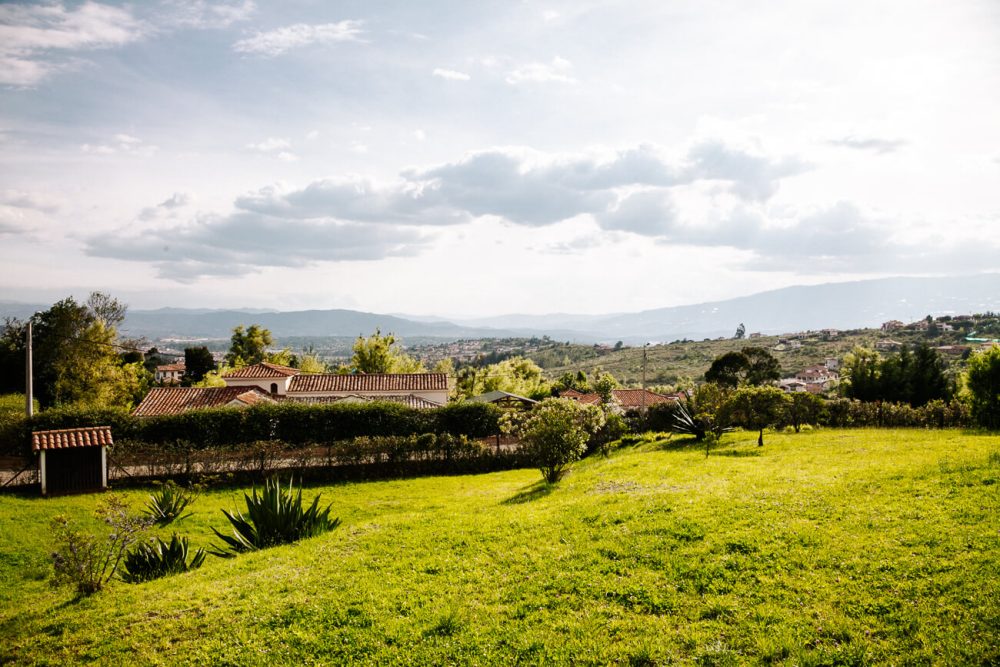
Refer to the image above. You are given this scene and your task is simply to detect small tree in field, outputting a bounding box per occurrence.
[722,385,791,447]
[785,392,826,432]
[502,398,605,483]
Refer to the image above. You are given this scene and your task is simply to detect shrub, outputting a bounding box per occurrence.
[965,345,1000,430]
[120,534,206,583]
[211,477,340,556]
[501,398,605,483]
[50,495,151,595]
[143,480,197,526]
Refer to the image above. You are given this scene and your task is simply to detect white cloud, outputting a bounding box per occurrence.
[232,20,363,57]
[506,56,575,85]
[246,137,291,152]
[0,2,146,85]
[433,67,470,81]
[81,133,158,156]
[829,136,907,154]
[160,0,256,29]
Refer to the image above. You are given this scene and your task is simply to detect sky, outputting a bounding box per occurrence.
[1,0,998,318]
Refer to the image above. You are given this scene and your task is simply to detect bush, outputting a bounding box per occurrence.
[50,495,151,595]
[211,477,340,556]
[965,345,1000,430]
[120,534,206,583]
[501,398,605,483]
[143,481,198,526]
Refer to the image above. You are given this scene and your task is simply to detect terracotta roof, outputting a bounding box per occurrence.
[156,363,185,373]
[33,426,113,451]
[223,362,300,379]
[133,387,275,416]
[611,389,677,409]
[288,373,448,393]
[284,394,443,409]
[563,392,603,405]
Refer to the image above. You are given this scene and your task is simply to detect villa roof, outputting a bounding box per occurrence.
[223,362,300,379]
[288,373,448,393]
[133,386,275,416]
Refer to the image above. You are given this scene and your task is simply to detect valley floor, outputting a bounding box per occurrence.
[1,429,998,665]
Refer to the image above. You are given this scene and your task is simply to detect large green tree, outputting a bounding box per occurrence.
[722,385,791,447]
[965,344,1000,429]
[225,325,274,367]
[500,398,605,483]
[704,347,781,388]
[843,344,949,407]
[184,347,216,383]
[350,329,424,374]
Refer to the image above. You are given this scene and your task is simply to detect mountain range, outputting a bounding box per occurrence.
[2,274,998,344]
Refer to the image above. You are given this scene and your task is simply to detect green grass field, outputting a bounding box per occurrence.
[1,429,998,665]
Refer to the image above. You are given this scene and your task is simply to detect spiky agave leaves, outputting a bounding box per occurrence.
[121,534,206,583]
[143,481,195,526]
[210,477,340,557]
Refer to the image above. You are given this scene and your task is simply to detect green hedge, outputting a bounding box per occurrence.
[0,401,502,456]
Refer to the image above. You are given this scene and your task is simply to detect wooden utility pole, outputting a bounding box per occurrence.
[25,320,33,418]
[641,342,648,412]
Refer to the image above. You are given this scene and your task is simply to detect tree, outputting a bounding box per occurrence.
[742,347,782,386]
[297,354,327,374]
[592,370,619,405]
[225,325,274,367]
[457,356,550,400]
[501,398,605,483]
[704,347,781,388]
[965,345,1000,430]
[350,329,425,374]
[0,294,151,408]
[722,385,791,446]
[785,392,825,433]
[704,351,748,388]
[184,347,216,383]
[734,323,746,339]
[842,347,881,402]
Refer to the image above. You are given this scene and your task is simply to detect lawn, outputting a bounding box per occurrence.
[1,429,998,665]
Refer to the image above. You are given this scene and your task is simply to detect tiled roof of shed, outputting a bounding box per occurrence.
[223,362,300,379]
[611,389,678,409]
[288,373,448,393]
[133,387,275,416]
[283,394,444,409]
[33,426,113,451]
[156,363,186,373]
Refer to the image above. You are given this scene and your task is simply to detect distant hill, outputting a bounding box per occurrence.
[1,274,998,343]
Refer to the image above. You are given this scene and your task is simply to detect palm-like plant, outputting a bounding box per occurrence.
[210,477,340,556]
[121,534,206,583]
[143,481,195,526]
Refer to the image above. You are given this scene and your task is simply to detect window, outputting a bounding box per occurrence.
[270,383,278,394]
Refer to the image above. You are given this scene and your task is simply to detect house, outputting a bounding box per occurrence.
[154,362,185,385]
[778,379,808,393]
[825,357,840,371]
[875,339,902,351]
[881,320,904,332]
[222,362,450,406]
[133,386,276,416]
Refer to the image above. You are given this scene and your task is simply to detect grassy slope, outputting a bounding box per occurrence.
[1,429,998,665]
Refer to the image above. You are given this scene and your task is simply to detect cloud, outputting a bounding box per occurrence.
[246,137,297,161]
[80,133,158,156]
[159,0,256,29]
[829,136,907,154]
[433,68,470,81]
[86,211,431,280]
[682,141,810,201]
[232,20,363,56]
[138,192,191,220]
[597,190,677,236]
[506,56,575,85]
[0,2,146,85]
[0,189,63,214]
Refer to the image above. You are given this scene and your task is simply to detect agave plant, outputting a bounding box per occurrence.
[210,477,340,557]
[120,534,206,583]
[143,481,195,526]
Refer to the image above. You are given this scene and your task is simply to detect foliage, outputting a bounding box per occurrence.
[297,353,328,374]
[704,346,781,388]
[0,293,151,409]
[721,385,792,446]
[784,391,826,432]
[143,481,197,526]
[225,324,275,367]
[591,370,619,404]
[211,477,340,556]
[456,355,551,400]
[351,329,424,374]
[120,534,206,583]
[50,495,151,595]
[964,344,1000,429]
[501,398,605,483]
[184,347,216,383]
[842,344,950,406]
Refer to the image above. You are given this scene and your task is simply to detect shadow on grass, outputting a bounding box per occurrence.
[502,480,555,505]
[712,449,763,458]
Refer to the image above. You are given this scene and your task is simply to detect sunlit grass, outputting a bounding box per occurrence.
[1,428,998,665]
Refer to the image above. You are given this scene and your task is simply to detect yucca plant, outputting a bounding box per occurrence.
[210,477,340,557]
[143,481,196,526]
[120,534,206,583]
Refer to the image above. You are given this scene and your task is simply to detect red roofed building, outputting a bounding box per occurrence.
[560,388,679,412]
[133,386,276,416]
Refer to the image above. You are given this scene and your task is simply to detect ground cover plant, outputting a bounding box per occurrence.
[1,429,998,664]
